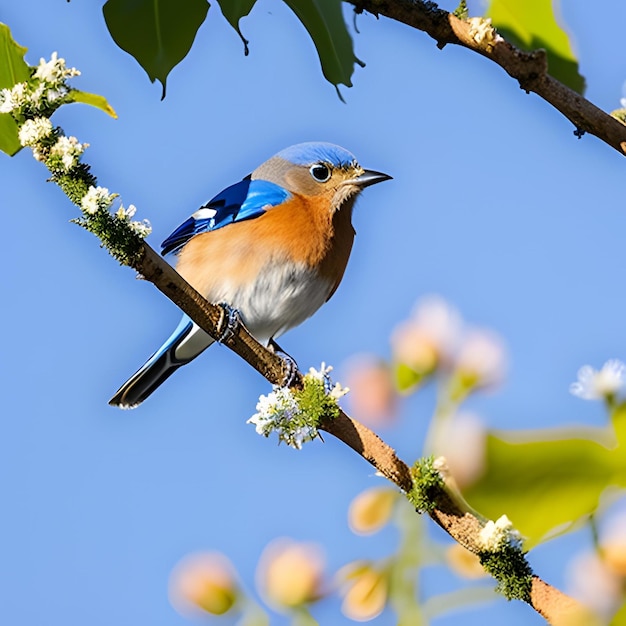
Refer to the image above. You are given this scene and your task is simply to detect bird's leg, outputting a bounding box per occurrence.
[215,303,242,343]
[269,339,299,387]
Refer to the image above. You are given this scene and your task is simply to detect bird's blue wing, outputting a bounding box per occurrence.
[161,178,291,255]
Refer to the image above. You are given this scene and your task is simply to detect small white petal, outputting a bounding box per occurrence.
[570,360,626,400]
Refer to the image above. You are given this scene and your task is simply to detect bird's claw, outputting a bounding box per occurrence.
[269,339,299,387]
[216,303,242,343]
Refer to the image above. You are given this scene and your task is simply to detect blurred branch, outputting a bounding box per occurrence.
[347,0,626,158]
[132,241,590,625]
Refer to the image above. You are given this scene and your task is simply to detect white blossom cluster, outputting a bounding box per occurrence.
[0,52,79,115]
[115,203,153,238]
[81,186,115,215]
[17,117,53,147]
[248,387,312,449]
[570,359,626,401]
[248,363,348,450]
[477,515,523,552]
[4,49,152,241]
[49,135,88,170]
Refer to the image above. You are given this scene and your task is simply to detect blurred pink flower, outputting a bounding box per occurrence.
[437,411,487,488]
[169,551,239,617]
[452,328,507,393]
[391,295,462,374]
[567,551,622,620]
[344,355,398,426]
[600,510,626,577]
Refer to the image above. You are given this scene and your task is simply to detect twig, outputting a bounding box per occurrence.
[347,0,626,157]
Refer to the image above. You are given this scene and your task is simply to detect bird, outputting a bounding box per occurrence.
[109,142,391,409]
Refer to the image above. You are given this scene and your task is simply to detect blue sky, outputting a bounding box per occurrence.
[1,1,625,625]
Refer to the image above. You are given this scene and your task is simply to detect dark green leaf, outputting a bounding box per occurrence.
[486,0,585,94]
[0,23,30,156]
[215,0,256,52]
[462,427,623,547]
[282,0,361,89]
[102,0,209,98]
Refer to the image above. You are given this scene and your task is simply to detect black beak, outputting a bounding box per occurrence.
[354,169,393,188]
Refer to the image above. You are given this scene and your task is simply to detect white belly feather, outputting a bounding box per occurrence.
[206,262,334,346]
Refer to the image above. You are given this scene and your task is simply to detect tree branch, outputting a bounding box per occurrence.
[132,240,591,625]
[347,0,626,157]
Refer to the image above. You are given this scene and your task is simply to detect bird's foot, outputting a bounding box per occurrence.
[269,339,299,387]
[216,303,242,343]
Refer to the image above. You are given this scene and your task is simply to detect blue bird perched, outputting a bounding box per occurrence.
[109,142,391,408]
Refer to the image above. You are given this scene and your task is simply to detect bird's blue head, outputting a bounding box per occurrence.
[275,142,358,169]
[252,142,391,208]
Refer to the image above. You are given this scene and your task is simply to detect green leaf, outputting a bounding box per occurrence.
[215,0,257,52]
[0,23,30,86]
[69,89,118,118]
[102,0,209,99]
[461,427,624,547]
[611,600,626,626]
[0,23,30,156]
[485,0,585,94]
[612,401,626,449]
[282,0,361,90]
[0,110,21,156]
[394,363,425,394]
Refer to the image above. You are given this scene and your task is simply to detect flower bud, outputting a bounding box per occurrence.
[338,562,388,622]
[169,552,239,617]
[445,544,486,579]
[257,538,325,609]
[348,487,396,535]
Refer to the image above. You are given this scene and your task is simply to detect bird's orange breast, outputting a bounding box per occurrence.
[175,194,356,301]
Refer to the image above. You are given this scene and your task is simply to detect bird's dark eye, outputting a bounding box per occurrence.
[309,163,331,183]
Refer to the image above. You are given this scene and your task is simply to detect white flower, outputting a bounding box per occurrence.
[81,186,113,215]
[49,135,87,170]
[18,117,53,147]
[46,84,69,104]
[248,387,316,449]
[0,82,28,113]
[130,220,152,237]
[570,359,626,400]
[116,204,137,220]
[478,515,523,552]
[115,204,152,238]
[467,17,501,48]
[34,51,80,85]
[248,363,347,449]
[307,363,349,400]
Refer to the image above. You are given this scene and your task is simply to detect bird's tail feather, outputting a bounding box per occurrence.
[109,316,214,409]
